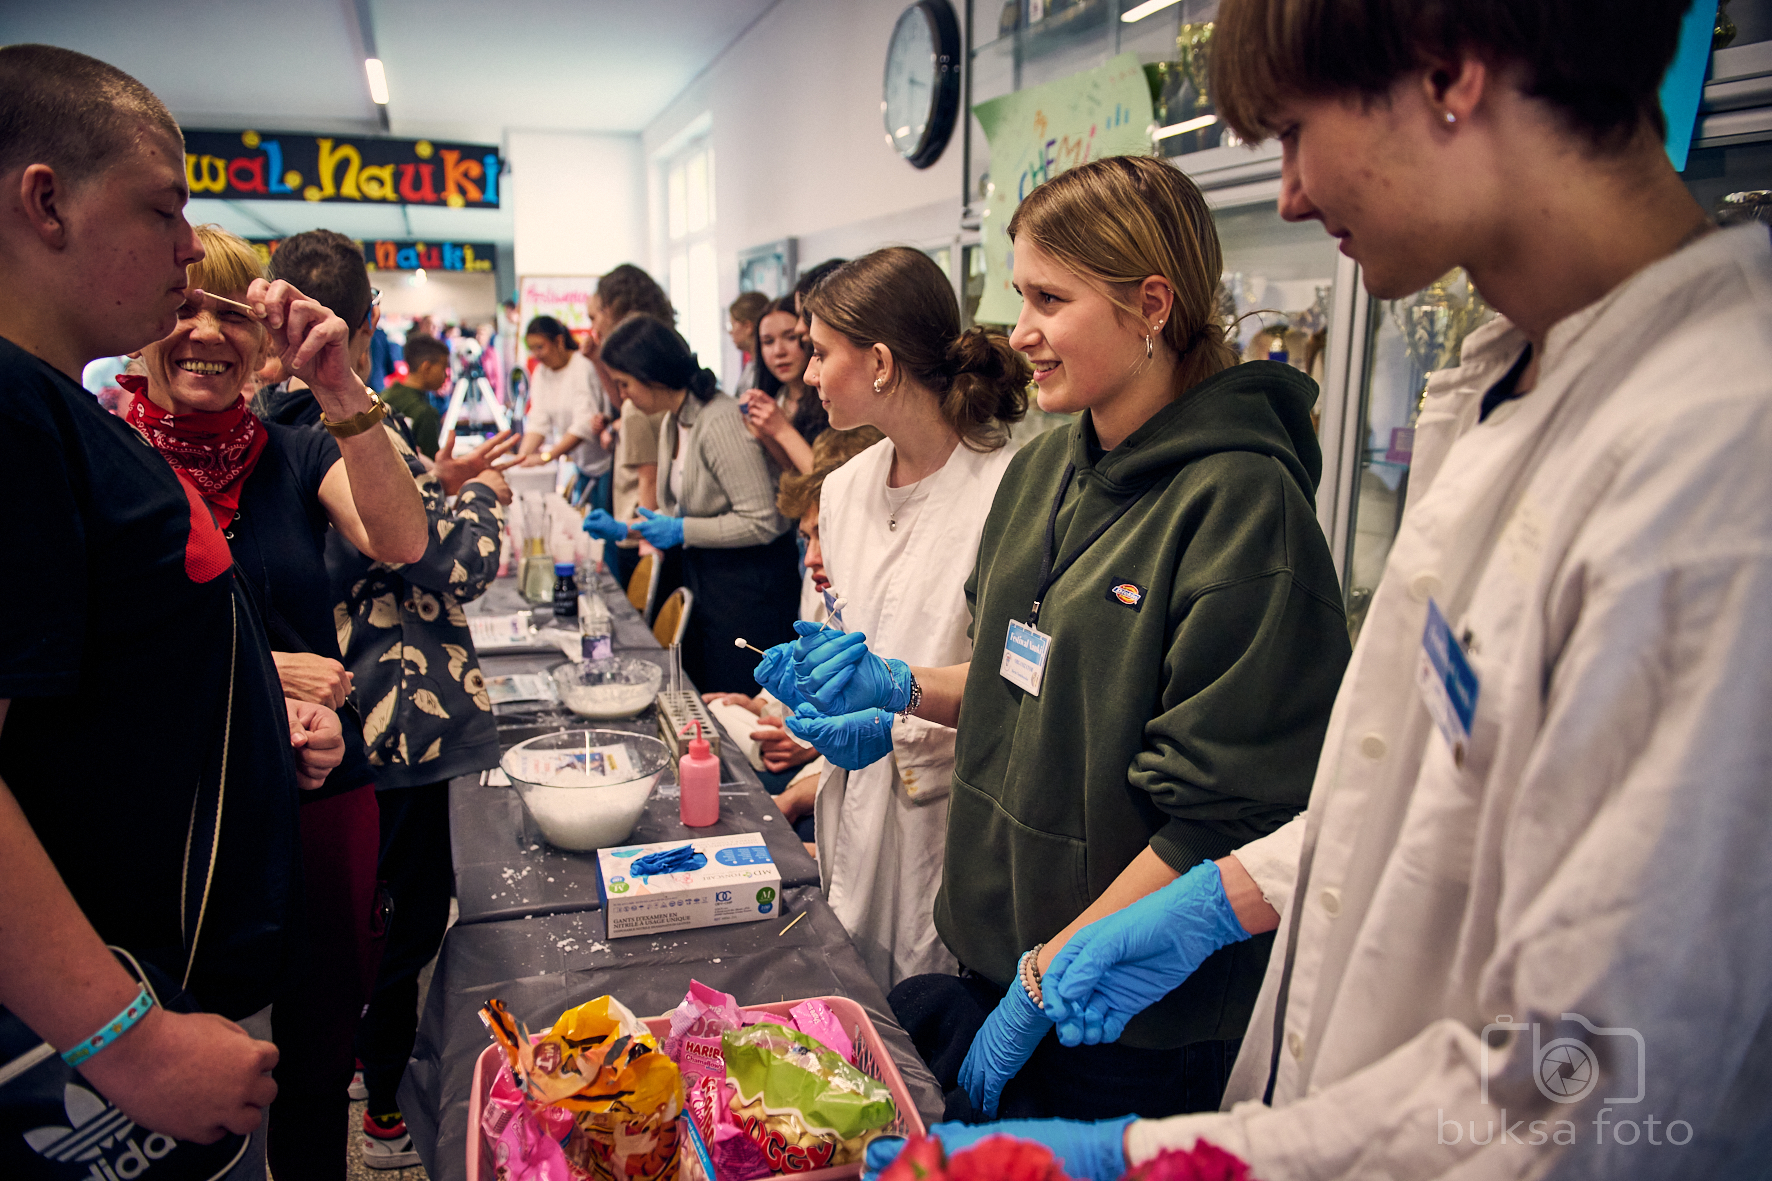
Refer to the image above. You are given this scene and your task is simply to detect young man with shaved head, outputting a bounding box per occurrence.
[0,45,353,1178]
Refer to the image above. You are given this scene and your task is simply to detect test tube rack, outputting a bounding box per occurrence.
[655,641,720,765]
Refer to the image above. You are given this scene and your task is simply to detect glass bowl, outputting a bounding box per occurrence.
[500,728,670,851]
[552,658,663,720]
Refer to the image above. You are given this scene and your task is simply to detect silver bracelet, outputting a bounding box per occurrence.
[899,672,922,720]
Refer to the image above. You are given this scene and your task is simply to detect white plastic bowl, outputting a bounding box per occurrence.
[552,658,662,720]
[500,728,670,851]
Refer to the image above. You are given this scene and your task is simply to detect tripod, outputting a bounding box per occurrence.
[438,358,510,440]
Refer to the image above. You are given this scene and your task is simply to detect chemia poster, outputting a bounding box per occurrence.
[972,52,1153,325]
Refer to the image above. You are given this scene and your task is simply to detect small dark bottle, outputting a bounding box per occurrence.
[552,562,579,619]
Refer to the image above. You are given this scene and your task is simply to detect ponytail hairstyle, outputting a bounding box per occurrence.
[804,247,1029,452]
[600,315,720,403]
[524,315,579,352]
[1008,155,1237,392]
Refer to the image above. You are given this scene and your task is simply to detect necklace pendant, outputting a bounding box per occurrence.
[889,518,897,531]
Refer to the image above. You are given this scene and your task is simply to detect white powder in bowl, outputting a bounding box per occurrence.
[518,777,658,851]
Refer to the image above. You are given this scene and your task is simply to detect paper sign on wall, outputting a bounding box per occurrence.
[516,275,600,375]
[971,52,1154,325]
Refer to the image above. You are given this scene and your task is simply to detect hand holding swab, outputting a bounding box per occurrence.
[734,637,769,656]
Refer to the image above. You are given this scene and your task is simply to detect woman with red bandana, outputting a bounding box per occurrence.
[128,223,426,1181]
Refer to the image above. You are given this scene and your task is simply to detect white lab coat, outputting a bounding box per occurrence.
[1129,225,1772,1178]
[814,437,1016,989]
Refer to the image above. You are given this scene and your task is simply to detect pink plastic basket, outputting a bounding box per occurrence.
[466,994,927,1181]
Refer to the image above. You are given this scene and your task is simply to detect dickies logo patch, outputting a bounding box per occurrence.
[1106,581,1146,610]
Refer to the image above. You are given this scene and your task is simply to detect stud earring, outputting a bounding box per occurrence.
[1444,111,1456,125]
[873,376,885,393]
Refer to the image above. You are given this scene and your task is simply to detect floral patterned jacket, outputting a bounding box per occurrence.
[327,425,505,789]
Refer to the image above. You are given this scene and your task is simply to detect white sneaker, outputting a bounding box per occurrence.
[361,1112,421,1169]
[348,1068,368,1102]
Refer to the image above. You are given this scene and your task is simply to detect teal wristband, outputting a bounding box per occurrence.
[61,985,154,1068]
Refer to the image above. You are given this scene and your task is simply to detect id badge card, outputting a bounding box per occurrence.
[1001,619,1053,696]
[1416,599,1480,767]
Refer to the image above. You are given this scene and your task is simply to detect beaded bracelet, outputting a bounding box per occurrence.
[1018,943,1047,1007]
[61,985,154,1068]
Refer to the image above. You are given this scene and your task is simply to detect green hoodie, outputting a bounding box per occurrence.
[934,361,1351,1049]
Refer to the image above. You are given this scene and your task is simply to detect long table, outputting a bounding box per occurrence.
[400,572,944,1179]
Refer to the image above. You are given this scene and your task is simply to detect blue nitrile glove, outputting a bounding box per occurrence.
[1042,860,1253,1047]
[792,628,912,715]
[633,506,685,550]
[581,508,631,543]
[862,1116,1134,1181]
[754,621,837,708]
[957,973,1052,1119]
[783,705,894,770]
[752,643,802,708]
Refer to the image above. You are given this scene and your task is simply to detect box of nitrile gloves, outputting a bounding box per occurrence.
[595,833,782,939]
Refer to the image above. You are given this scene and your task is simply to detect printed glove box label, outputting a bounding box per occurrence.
[597,833,782,939]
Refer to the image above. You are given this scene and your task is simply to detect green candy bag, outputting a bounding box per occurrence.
[722,1023,896,1171]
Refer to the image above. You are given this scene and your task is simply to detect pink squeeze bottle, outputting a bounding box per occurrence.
[679,721,720,827]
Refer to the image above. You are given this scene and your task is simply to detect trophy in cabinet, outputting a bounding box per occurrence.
[1391,268,1494,416]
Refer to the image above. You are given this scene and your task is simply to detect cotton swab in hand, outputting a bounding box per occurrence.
[194,289,264,317]
[734,638,769,656]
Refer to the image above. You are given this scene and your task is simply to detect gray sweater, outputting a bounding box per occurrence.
[658,391,791,549]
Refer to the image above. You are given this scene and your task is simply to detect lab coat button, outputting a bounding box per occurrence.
[1409,571,1443,603]
[1359,733,1387,760]
[1319,887,1342,917]
[1287,1031,1304,1059]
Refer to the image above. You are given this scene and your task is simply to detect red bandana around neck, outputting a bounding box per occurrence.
[121,374,267,530]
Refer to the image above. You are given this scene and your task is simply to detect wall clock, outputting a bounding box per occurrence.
[882,0,962,169]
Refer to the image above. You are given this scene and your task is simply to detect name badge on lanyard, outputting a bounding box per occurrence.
[1416,599,1480,768]
[1002,618,1053,696]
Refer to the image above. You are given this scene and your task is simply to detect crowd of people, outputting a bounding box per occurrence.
[2,0,1770,1177]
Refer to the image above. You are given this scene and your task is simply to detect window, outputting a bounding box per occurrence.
[662,140,720,375]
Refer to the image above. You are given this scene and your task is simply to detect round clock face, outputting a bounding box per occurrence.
[882,1,959,169]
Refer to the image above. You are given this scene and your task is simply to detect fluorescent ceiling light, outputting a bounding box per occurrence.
[1121,0,1182,22]
[365,58,390,105]
[1154,113,1218,139]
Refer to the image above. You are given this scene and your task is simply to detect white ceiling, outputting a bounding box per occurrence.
[3,0,779,242]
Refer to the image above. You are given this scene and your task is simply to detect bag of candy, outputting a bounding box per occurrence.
[662,979,746,1084]
[482,996,685,1181]
[685,1073,775,1181]
[722,1023,897,1173]
[481,1068,573,1181]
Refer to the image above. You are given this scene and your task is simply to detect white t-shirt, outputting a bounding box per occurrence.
[525,351,611,476]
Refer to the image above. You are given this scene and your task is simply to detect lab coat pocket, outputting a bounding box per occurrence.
[892,715,955,804]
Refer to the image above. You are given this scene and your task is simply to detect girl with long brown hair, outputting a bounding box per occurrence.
[788,156,1350,1124]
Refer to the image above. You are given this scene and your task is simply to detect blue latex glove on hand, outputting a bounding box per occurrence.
[792,628,912,715]
[784,705,894,770]
[1043,860,1253,1047]
[862,1116,1134,1181]
[581,508,631,543]
[957,977,1051,1120]
[754,622,832,708]
[632,506,685,550]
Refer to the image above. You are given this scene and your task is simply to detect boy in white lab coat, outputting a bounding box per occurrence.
[864,1,1772,1178]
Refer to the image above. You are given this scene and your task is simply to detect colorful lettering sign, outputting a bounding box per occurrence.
[246,238,497,274]
[971,53,1153,324]
[183,129,502,208]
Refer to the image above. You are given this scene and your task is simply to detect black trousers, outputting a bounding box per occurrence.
[889,971,1241,1124]
[354,781,455,1117]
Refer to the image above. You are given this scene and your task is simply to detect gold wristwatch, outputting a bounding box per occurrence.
[320,392,391,439]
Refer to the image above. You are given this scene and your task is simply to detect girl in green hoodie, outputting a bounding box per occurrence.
[786,155,1351,1122]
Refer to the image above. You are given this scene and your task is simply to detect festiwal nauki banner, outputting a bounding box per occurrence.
[971,52,1153,325]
